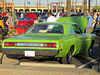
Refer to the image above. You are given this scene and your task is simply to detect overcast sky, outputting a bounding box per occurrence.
[6,0,99,6]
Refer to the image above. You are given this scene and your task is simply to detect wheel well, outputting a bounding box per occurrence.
[70,45,75,53]
[90,40,95,48]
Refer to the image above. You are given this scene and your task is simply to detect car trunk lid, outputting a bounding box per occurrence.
[2,34,63,50]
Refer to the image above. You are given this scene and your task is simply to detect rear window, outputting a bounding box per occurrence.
[25,24,63,34]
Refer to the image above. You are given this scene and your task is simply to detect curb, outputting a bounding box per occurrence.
[20,62,76,68]
[0,53,99,75]
[0,64,98,75]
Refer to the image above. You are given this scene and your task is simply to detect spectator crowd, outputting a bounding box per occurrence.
[0,11,100,40]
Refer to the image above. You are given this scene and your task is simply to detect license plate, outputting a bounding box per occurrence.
[25,51,35,57]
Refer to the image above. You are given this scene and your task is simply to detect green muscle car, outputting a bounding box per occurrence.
[2,17,96,64]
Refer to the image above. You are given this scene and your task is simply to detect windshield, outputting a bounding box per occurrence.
[19,18,34,20]
[25,24,63,34]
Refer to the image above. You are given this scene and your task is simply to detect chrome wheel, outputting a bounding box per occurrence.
[61,47,73,64]
[85,47,93,57]
[89,48,92,56]
[67,50,72,64]
[89,48,93,57]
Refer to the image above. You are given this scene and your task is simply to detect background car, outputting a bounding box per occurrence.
[39,15,48,22]
[16,17,34,35]
[26,13,37,20]
[94,27,100,46]
[15,25,29,35]
[18,17,34,27]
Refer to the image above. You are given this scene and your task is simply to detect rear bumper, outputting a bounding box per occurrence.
[2,48,59,57]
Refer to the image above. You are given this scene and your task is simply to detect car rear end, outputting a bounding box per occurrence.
[2,39,60,58]
[2,23,64,58]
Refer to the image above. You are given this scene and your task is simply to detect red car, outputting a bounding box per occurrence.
[26,13,37,20]
[18,17,34,27]
[16,13,37,35]
[15,26,29,35]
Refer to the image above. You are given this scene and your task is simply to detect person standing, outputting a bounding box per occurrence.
[1,12,9,39]
[94,12,97,22]
[86,13,95,33]
[2,12,5,18]
[20,12,23,18]
[56,13,60,20]
[46,12,57,30]
[93,12,97,28]
[47,12,57,22]
[6,13,13,29]
[6,13,18,29]
[62,12,65,17]
[98,13,100,24]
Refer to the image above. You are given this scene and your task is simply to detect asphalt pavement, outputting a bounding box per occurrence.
[0,43,100,74]
[17,43,100,70]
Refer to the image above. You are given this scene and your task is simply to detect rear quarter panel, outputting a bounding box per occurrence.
[56,24,79,57]
[56,35,78,57]
[87,34,96,48]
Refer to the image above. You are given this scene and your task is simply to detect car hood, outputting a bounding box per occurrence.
[6,34,64,41]
[57,17,88,33]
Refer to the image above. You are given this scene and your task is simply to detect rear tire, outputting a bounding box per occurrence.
[85,47,93,57]
[61,48,73,64]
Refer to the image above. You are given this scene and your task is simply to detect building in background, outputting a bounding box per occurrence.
[0,0,99,13]
[0,0,14,13]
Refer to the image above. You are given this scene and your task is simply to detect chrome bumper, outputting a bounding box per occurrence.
[3,49,59,57]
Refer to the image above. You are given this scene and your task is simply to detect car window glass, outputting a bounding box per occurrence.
[72,25,81,34]
[25,24,63,34]
[30,18,34,20]
[71,26,75,34]
[19,18,27,20]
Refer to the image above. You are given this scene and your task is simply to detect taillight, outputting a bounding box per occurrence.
[4,42,57,48]
[45,43,57,48]
[5,42,16,47]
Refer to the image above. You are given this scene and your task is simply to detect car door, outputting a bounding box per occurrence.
[72,24,88,52]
